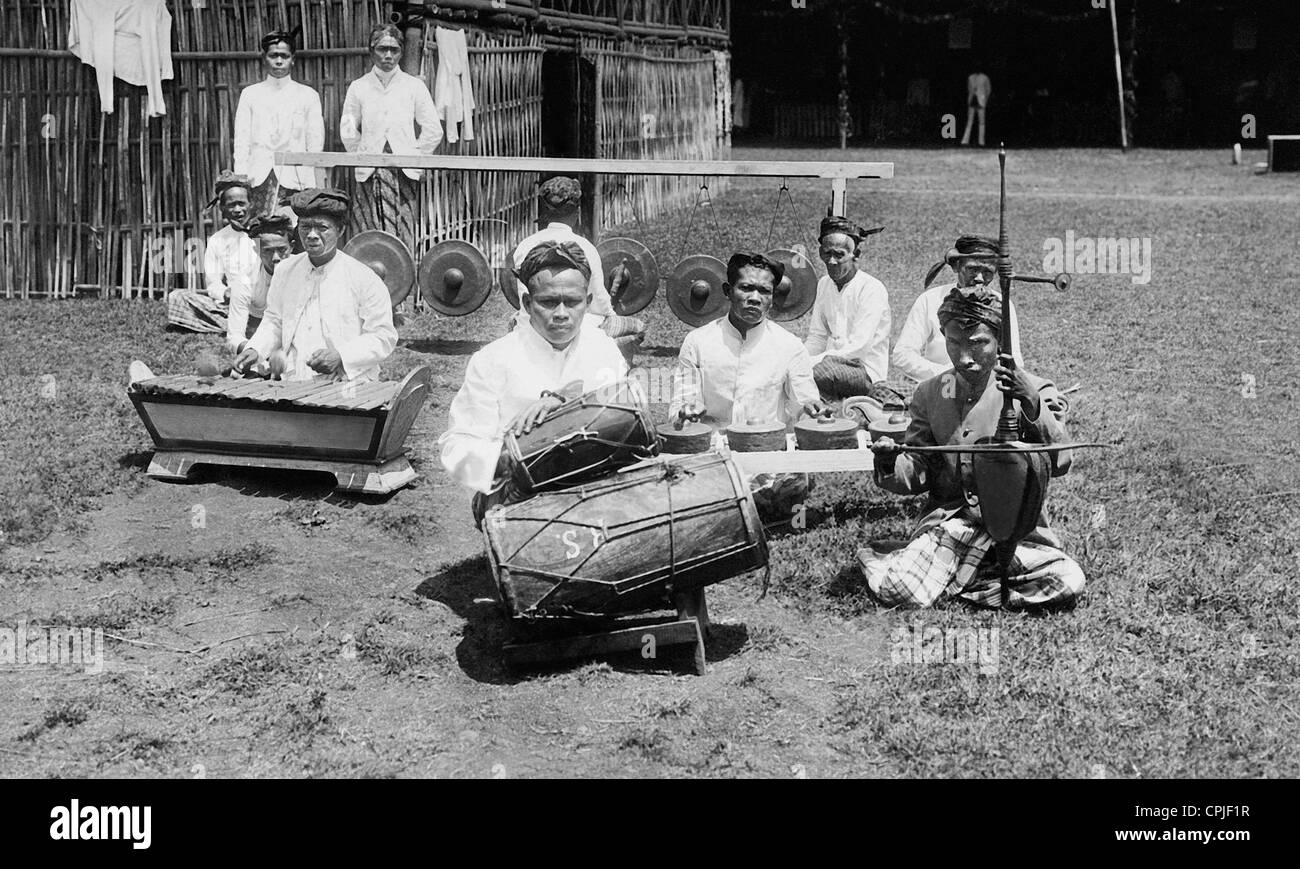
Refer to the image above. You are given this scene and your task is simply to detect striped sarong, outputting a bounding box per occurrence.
[601,314,647,366]
[814,356,872,397]
[166,289,227,334]
[352,168,418,254]
[857,515,1085,610]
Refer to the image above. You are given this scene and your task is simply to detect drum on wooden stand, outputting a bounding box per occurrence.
[505,379,660,493]
[483,451,768,621]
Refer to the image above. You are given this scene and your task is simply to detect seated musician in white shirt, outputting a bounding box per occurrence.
[669,251,824,427]
[892,235,1022,385]
[232,188,397,382]
[440,241,627,523]
[165,171,259,334]
[225,213,294,353]
[669,252,825,527]
[511,176,647,365]
[804,215,893,401]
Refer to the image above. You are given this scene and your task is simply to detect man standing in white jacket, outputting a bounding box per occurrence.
[340,24,443,249]
[233,28,325,218]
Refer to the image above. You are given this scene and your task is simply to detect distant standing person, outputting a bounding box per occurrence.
[961,70,991,147]
[340,24,443,251]
[233,27,325,219]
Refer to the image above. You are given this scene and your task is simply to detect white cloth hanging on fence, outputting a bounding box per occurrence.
[433,26,475,143]
[68,0,174,117]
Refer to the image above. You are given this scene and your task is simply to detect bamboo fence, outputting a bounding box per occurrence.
[415,28,543,280]
[0,0,729,300]
[591,40,730,233]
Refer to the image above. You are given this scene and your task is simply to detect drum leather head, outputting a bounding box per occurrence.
[597,237,659,315]
[765,247,819,322]
[344,230,415,308]
[666,255,727,327]
[419,239,492,316]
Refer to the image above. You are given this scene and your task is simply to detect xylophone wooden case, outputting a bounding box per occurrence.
[128,364,432,494]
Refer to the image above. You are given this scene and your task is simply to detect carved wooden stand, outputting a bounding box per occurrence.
[502,588,712,676]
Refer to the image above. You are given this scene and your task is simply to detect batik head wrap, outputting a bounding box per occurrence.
[516,241,591,287]
[818,215,885,245]
[287,188,351,222]
[937,285,1003,333]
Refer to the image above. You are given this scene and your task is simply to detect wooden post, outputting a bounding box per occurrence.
[837,10,851,150]
[1109,0,1128,150]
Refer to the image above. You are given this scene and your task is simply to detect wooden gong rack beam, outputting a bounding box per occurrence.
[276,152,894,214]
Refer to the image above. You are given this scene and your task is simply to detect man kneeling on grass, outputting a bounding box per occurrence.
[860,285,1084,610]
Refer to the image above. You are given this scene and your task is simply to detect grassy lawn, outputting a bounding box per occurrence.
[0,146,1297,778]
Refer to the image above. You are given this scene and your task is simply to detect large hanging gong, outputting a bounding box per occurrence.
[344,230,415,308]
[764,247,819,322]
[496,265,521,310]
[597,237,659,315]
[418,239,492,316]
[666,255,727,327]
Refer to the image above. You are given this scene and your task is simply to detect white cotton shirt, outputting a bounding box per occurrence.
[203,224,260,303]
[439,320,627,494]
[803,270,892,383]
[247,251,397,382]
[225,264,274,352]
[233,76,324,189]
[511,223,614,324]
[340,67,443,182]
[890,282,1023,384]
[668,316,820,427]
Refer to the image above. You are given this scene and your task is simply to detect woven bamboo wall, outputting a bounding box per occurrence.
[0,0,382,299]
[0,0,728,300]
[591,42,731,234]
[416,29,543,276]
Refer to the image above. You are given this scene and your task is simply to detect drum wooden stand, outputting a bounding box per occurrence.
[501,588,712,675]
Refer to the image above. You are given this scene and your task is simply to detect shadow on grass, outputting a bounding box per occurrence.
[401,338,489,356]
[638,344,685,358]
[415,554,518,685]
[151,464,402,508]
[116,450,153,472]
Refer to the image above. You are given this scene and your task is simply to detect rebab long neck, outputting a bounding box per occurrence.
[994,144,1020,444]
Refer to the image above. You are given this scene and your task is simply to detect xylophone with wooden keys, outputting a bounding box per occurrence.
[127,362,433,494]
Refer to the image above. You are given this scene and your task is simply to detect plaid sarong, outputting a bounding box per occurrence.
[166,289,227,333]
[858,514,1085,610]
[250,172,281,218]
